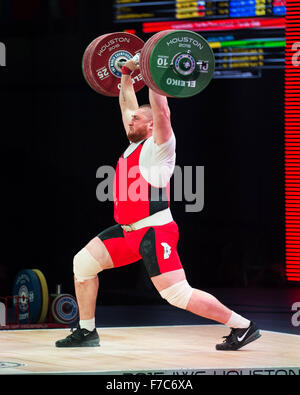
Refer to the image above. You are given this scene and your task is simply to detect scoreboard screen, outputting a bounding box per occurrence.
[113,0,286,78]
[114,0,286,23]
[205,30,284,78]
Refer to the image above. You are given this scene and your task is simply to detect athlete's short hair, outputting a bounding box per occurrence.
[139,104,152,120]
[139,104,151,110]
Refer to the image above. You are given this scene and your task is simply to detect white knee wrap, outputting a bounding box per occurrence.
[73,248,103,283]
[159,280,194,310]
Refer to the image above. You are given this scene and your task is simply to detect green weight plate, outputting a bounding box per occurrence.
[148,30,215,98]
[140,30,173,96]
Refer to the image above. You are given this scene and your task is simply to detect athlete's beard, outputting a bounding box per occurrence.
[127,128,149,143]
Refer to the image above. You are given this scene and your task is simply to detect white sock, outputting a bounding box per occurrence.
[225,311,250,328]
[79,318,95,332]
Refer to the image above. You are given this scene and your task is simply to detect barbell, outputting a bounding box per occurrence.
[82,30,215,98]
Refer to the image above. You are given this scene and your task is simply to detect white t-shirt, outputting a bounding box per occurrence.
[123,133,176,188]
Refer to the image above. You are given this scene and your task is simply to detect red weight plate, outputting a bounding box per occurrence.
[145,31,171,95]
[140,35,157,91]
[82,32,145,97]
[146,30,175,97]
[140,30,175,97]
[140,32,162,93]
[86,34,124,97]
[82,34,113,96]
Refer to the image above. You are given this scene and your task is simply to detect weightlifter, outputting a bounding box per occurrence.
[56,58,261,351]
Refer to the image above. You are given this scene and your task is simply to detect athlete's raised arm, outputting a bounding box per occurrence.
[119,59,139,136]
[149,89,173,146]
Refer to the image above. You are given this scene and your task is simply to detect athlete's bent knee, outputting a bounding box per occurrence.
[159,280,194,310]
[73,248,103,283]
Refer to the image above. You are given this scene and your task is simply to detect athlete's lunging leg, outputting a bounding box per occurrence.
[56,237,113,347]
[151,269,261,350]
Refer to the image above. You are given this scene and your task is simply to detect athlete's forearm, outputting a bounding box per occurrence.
[149,89,172,145]
[119,62,139,113]
[149,88,170,115]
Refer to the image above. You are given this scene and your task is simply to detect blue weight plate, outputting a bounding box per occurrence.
[51,294,79,324]
[12,269,42,324]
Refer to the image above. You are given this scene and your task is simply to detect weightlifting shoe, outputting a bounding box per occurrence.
[216,321,261,351]
[55,325,100,348]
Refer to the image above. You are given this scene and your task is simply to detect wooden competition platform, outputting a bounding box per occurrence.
[0,325,300,375]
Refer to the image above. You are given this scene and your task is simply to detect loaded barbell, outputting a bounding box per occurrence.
[82,30,215,98]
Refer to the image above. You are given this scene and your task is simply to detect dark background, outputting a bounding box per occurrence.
[0,1,286,305]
